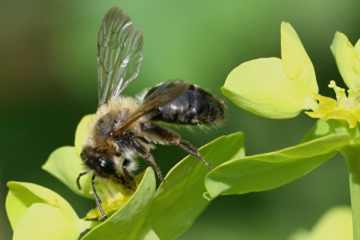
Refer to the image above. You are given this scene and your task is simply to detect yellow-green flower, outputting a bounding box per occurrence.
[306,32,360,128]
[213,22,360,240]
[306,80,360,128]
[223,22,318,119]
[223,23,360,128]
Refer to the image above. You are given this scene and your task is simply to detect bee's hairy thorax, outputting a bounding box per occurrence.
[91,97,143,144]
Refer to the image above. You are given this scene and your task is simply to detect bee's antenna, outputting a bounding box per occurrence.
[76,171,88,190]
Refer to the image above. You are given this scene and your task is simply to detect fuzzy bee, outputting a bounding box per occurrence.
[77,6,225,218]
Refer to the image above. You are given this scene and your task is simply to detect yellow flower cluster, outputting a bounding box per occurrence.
[223,24,360,128]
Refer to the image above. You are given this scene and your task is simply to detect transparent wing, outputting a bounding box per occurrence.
[111,81,189,137]
[97,7,144,105]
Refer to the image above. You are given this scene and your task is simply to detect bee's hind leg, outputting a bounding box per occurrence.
[141,122,210,168]
[176,139,210,168]
[91,174,107,220]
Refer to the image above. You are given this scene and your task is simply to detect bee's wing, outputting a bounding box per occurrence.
[111,81,189,137]
[97,7,144,106]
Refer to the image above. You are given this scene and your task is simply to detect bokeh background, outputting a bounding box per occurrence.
[1,0,359,239]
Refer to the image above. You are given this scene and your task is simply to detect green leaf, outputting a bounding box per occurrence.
[302,119,357,144]
[222,22,318,119]
[143,230,160,240]
[301,120,333,142]
[13,203,79,240]
[147,132,245,240]
[81,168,157,240]
[289,207,353,240]
[6,182,88,240]
[6,181,78,226]
[331,32,360,91]
[301,119,352,142]
[205,132,350,198]
[42,146,92,198]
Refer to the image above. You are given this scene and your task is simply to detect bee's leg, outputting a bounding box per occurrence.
[91,174,107,220]
[76,171,88,190]
[118,166,135,190]
[128,136,164,181]
[122,166,134,184]
[141,123,210,167]
[143,153,164,181]
[177,140,210,168]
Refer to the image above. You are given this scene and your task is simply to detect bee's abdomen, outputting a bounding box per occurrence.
[147,84,224,125]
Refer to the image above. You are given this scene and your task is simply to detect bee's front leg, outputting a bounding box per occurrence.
[91,174,107,220]
[76,171,88,190]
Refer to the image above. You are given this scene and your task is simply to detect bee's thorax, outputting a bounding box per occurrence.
[90,97,145,144]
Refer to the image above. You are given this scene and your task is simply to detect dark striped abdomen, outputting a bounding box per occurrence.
[145,82,224,125]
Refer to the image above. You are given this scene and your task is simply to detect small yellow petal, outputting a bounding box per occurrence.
[306,82,360,128]
[84,173,142,220]
[85,193,130,220]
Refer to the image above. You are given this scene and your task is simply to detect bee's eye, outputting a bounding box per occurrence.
[97,157,114,174]
[98,158,107,167]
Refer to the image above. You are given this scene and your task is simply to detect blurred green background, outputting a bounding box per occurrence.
[1,0,359,239]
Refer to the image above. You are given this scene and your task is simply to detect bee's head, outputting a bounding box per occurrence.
[80,146,117,178]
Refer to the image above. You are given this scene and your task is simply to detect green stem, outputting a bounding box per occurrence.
[342,146,360,240]
[350,180,360,240]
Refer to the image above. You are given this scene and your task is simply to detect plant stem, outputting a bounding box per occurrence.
[350,179,360,240]
[342,146,360,240]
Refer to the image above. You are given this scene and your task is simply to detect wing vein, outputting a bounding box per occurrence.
[97,7,144,106]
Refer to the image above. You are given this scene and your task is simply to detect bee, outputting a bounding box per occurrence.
[77,6,225,219]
